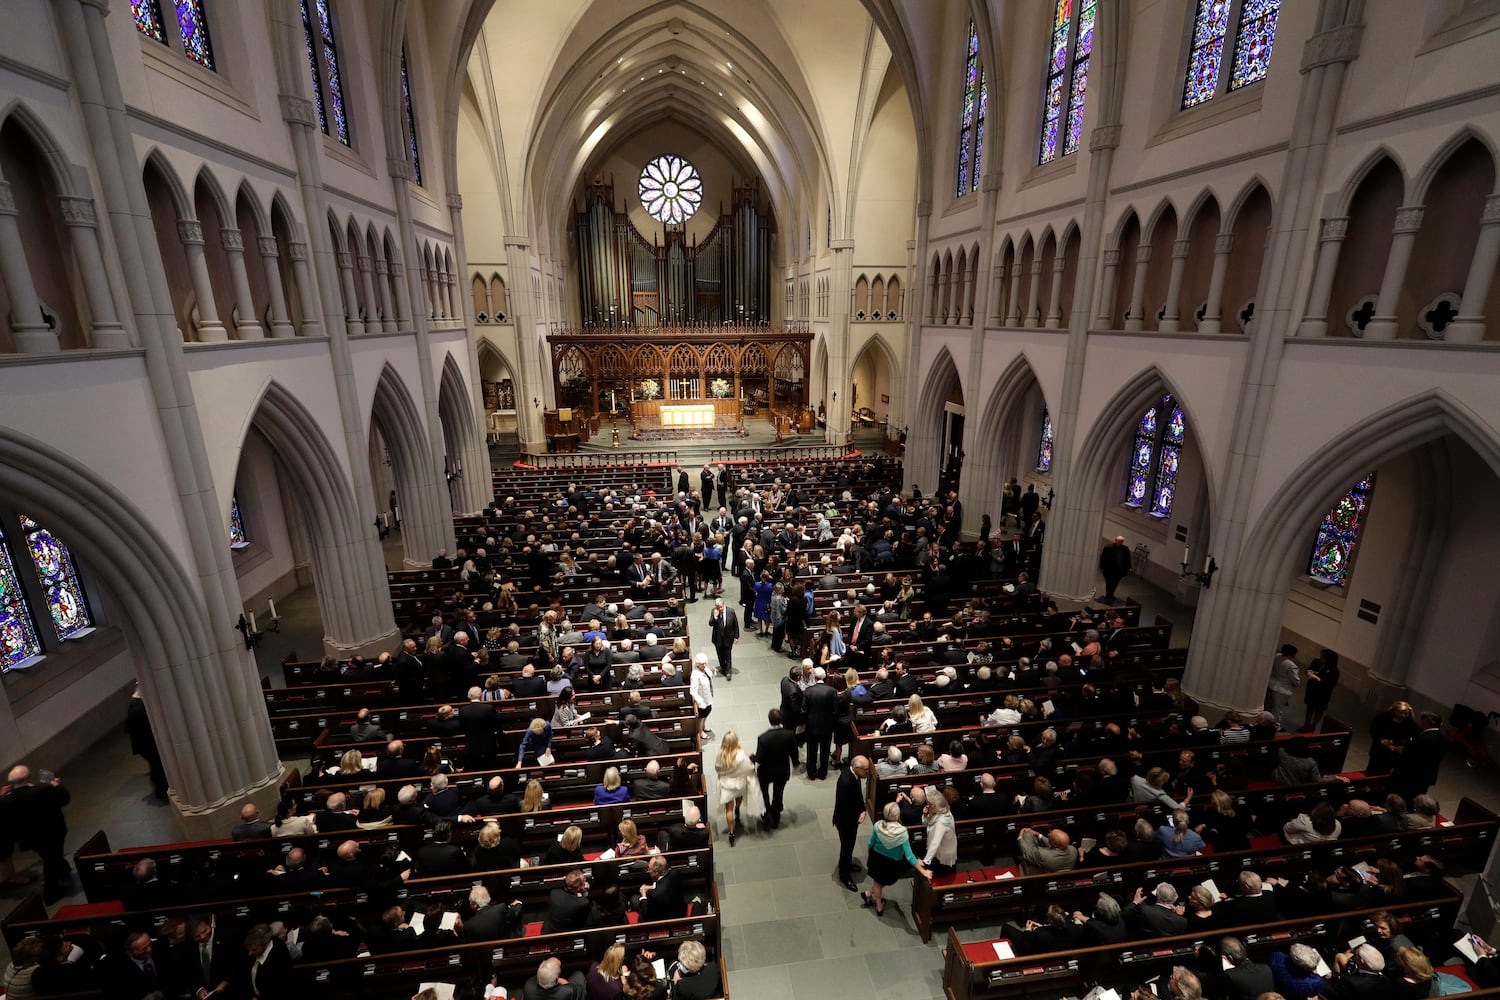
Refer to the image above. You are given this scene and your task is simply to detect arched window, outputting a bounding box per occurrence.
[955,20,988,197]
[0,524,41,670]
[400,44,423,185]
[1307,474,1375,587]
[1036,406,1054,472]
[1039,0,1096,165]
[300,0,352,146]
[1124,394,1187,517]
[1182,0,1280,109]
[229,495,249,549]
[131,0,216,71]
[20,515,93,641]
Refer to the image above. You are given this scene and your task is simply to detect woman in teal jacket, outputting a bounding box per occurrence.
[861,802,918,917]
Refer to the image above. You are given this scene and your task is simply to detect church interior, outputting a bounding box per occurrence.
[2,0,1500,997]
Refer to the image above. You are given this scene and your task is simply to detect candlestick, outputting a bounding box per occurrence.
[1204,555,1212,575]
[268,598,277,619]
[1182,546,1189,566]
[248,610,257,633]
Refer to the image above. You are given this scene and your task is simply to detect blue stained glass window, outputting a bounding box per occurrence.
[316,0,351,145]
[971,69,987,187]
[1229,0,1279,91]
[1307,474,1375,586]
[401,45,423,185]
[1124,396,1188,517]
[956,20,982,197]
[1036,407,1054,472]
[229,495,248,548]
[19,515,92,642]
[174,0,214,70]
[299,0,330,136]
[1040,0,1092,164]
[1039,0,1071,164]
[0,526,41,671]
[1062,0,1095,157]
[132,0,167,43]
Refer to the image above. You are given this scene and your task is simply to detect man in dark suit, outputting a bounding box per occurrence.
[626,716,670,757]
[172,915,239,1000]
[376,739,423,779]
[635,855,685,921]
[230,801,271,841]
[463,885,522,941]
[542,869,602,933]
[458,688,501,768]
[1124,883,1189,938]
[802,666,838,780]
[316,793,358,833]
[1322,944,1400,1000]
[512,664,549,697]
[467,775,519,817]
[832,756,869,892]
[106,929,170,1000]
[269,847,327,892]
[961,773,1011,819]
[238,924,294,1000]
[659,802,711,852]
[629,759,672,800]
[700,466,715,509]
[847,604,874,653]
[1218,936,1275,1000]
[709,598,740,678]
[415,820,468,877]
[122,857,177,912]
[1395,711,1449,800]
[778,664,805,768]
[1217,871,1279,925]
[425,705,461,737]
[422,775,463,820]
[393,638,426,700]
[753,709,798,829]
[1099,535,1132,603]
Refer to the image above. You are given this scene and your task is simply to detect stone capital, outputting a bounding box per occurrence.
[503,236,532,251]
[279,94,318,127]
[1393,205,1425,234]
[828,238,855,252]
[1214,232,1236,254]
[58,196,98,227]
[387,157,414,180]
[1052,255,1068,273]
[1319,217,1349,242]
[1482,194,1500,225]
[915,199,932,219]
[374,258,389,275]
[287,241,308,262]
[1301,24,1364,73]
[1089,125,1122,152]
[981,172,1003,194]
[1030,260,1045,275]
[219,227,244,252]
[1172,239,1192,259]
[176,219,204,245]
[1134,245,1154,264]
[78,0,111,12]
[0,181,17,215]
[256,236,280,257]
[335,250,353,270]
[1103,249,1122,267]
[356,254,372,273]
[446,193,464,210]
[389,262,404,278]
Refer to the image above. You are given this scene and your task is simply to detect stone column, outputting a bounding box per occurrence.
[334,250,364,335]
[424,265,439,320]
[1095,249,1122,327]
[1005,262,1023,327]
[254,236,296,338]
[1363,206,1424,340]
[444,270,459,324]
[504,235,545,450]
[374,258,398,333]
[286,241,322,336]
[389,258,412,327]
[1158,239,1191,332]
[926,267,939,323]
[1294,219,1347,337]
[1045,256,1067,328]
[177,220,228,342]
[825,239,855,445]
[1447,194,1500,344]
[356,253,379,331]
[445,191,492,511]
[1200,232,1236,334]
[0,181,61,353]
[219,228,264,339]
[1123,244,1152,332]
[58,196,130,348]
[1025,259,1044,327]
[988,264,1005,326]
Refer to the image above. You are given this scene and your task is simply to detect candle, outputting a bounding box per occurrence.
[1204,555,1212,575]
[1182,546,1190,567]
[248,610,257,633]
[268,598,277,619]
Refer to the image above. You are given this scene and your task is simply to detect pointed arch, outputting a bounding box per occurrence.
[908,345,965,492]
[142,149,194,220]
[192,166,234,231]
[345,218,366,259]
[269,190,301,242]
[1108,206,1142,249]
[1412,128,1500,206]
[1223,176,1274,233]
[1142,198,1178,244]
[0,102,80,198]
[967,352,1049,525]
[1180,188,1222,235]
[324,210,347,252]
[1334,147,1408,217]
[436,352,481,508]
[234,182,271,240]
[370,363,441,565]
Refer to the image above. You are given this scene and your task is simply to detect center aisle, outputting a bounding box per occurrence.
[687,592,962,999]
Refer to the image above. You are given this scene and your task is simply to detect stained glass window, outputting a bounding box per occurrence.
[639,156,703,225]
[132,0,167,43]
[1183,0,1278,109]
[299,0,329,136]
[1040,0,1092,164]
[401,45,423,185]
[0,526,41,671]
[1307,474,1375,586]
[19,515,92,641]
[174,0,214,70]
[1229,0,1280,92]
[317,1,350,145]
[955,20,982,197]
[1036,407,1054,472]
[1124,395,1188,517]
[229,495,248,548]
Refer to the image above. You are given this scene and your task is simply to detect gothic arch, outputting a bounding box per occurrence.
[1411,127,1500,206]
[477,337,516,384]
[236,379,394,648]
[1180,187,1222,235]
[370,363,442,565]
[234,182,271,241]
[965,353,1048,532]
[0,103,80,198]
[907,345,964,492]
[192,166,235,232]
[1333,146,1409,217]
[1224,176,1275,232]
[437,352,481,508]
[0,425,279,811]
[142,149,194,221]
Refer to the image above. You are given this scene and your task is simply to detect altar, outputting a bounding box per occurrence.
[659,403,716,428]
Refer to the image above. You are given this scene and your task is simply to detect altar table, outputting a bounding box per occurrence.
[659,403,717,428]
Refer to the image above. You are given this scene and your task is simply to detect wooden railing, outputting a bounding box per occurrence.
[513,450,679,469]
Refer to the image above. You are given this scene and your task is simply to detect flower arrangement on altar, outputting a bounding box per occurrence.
[639,378,661,399]
[709,378,731,398]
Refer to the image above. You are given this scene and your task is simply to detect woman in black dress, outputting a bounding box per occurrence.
[1302,648,1340,732]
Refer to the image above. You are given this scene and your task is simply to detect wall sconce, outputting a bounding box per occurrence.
[1181,555,1219,589]
[533,397,542,409]
[1041,487,1055,511]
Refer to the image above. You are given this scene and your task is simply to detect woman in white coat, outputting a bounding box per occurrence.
[714,730,762,846]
